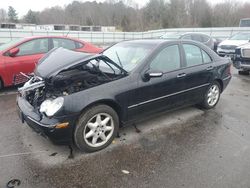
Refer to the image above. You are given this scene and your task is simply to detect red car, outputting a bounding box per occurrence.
[0,36,102,89]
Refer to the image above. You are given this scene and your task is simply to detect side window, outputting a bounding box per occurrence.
[53,38,76,50]
[150,45,181,72]
[182,35,192,40]
[17,38,49,56]
[183,44,203,67]
[191,35,203,42]
[202,50,212,63]
[75,41,84,49]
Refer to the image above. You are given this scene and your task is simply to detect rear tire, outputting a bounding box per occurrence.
[201,81,221,109]
[238,70,249,75]
[74,104,119,152]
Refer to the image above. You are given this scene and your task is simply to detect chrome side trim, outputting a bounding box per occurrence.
[128,83,210,109]
[223,76,231,81]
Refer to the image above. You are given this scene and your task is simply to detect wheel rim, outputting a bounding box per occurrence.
[83,113,114,148]
[207,84,219,106]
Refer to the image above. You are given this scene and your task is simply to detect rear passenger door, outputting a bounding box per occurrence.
[180,42,214,104]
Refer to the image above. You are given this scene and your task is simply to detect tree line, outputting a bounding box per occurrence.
[0,0,250,31]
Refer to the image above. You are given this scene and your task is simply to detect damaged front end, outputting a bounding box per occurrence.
[19,47,126,116]
[17,48,127,144]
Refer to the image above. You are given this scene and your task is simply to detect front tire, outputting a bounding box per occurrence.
[74,104,119,152]
[201,81,221,109]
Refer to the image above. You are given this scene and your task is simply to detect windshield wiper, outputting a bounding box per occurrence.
[102,55,128,75]
[115,51,123,69]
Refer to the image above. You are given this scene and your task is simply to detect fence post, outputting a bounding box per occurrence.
[103,32,104,46]
[9,29,12,40]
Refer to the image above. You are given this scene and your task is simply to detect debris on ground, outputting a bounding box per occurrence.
[117,132,120,138]
[6,179,21,188]
[133,124,141,133]
[49,152,57,156]
[122,170,130,174]
[68,145,74,159]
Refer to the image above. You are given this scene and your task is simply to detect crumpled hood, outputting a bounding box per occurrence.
[34,48,101,79]
[219,39,249,47]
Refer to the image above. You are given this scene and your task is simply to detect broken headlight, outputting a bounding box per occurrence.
[40,97,64,117]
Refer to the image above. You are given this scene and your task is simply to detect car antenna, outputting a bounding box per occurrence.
[115,51,123,68]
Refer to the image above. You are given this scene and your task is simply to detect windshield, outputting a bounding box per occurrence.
[230,33,250,40]
[102,42,154,72]
[0,38,24,52]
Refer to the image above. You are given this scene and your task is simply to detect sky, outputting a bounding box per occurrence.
[1,0,250,17]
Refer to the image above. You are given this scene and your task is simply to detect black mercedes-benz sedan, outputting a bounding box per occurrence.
[17,39,232,152]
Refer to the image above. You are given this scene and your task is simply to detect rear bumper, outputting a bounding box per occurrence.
[17,96,78,145]
[233,61,250,70]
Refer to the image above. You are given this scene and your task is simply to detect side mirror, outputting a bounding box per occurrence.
[9,48,19,57]
[143,70,163,81]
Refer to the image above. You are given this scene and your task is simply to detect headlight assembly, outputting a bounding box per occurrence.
[40,97,64,117]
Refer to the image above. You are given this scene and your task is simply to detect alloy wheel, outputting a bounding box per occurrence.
[207,84,220,107]
[83,113,114,148]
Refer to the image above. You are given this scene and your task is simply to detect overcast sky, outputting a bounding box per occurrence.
[1,0,250,17]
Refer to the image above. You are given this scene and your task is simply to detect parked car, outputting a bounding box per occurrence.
[0,36,102,90]
[213,37,223,52]
[217,32,250,58]
[233,43,250,75]
[17,39,232,152]
[160,32,214,50]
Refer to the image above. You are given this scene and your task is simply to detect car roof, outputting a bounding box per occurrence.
[22,35,81,41]
[118,39,177,45]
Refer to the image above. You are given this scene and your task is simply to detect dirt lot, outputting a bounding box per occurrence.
[0,68,250,188]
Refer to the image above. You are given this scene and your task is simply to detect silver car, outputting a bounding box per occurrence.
[160,32,214,50]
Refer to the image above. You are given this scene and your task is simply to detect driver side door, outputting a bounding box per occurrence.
[128,43,187,120]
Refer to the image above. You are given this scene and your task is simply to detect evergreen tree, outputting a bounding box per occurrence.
[8,6,18,23]
[24,10,38,24]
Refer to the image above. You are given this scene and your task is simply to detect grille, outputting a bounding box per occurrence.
[220,45,237,50]
[242,49,250,58]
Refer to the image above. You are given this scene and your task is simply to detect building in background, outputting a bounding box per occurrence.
[0,22,116,32]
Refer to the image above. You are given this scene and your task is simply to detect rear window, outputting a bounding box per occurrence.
[53,38,76,50]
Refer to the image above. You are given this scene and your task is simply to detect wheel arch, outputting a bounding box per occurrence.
[214,79,223,92]
[79,99,123,125]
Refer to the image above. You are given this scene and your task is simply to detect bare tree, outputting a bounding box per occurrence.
[0,8,7,22]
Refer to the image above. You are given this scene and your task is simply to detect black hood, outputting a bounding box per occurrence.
[34,48,99,78]
[35,48,126,79]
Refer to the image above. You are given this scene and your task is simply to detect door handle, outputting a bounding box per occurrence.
[206,66,214,71]
[177,73,186,78]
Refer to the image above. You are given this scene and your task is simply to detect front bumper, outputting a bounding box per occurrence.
[233,61,250,70]
[217,49,235,59]
[17,96,78,145]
